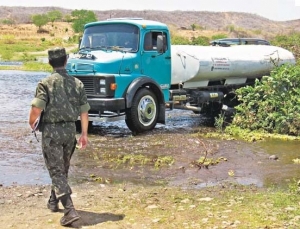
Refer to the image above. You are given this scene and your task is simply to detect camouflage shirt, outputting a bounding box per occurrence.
[31,69,90,123]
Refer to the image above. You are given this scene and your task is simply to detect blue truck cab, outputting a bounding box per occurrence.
[67,18,171,133]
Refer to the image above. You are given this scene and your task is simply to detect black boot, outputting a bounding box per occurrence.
[47,190,59,212]
[60,194,80,226]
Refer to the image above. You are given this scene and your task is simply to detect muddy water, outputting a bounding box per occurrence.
[0,70,299,189]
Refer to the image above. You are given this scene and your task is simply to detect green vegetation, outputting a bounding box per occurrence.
[30,9,98,34]
[215,33,300,139]
[31,14,49,30]
[271,32,300,63]
[64,14,73,23]
[1,18,15,25]
[230,64,300,136]
[98,152,174,169]
[22,62,52,72]
[0,62,52,72]
[211,34,228,40]
[191,23,196,31]
[0,33,74,68]
[47,10,62,26]
[71,9,97,33]
[171,33,226,45]
[171,35,190,45]
[191,36,210,45]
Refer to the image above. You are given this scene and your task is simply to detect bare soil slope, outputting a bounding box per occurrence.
[0,6,299,37]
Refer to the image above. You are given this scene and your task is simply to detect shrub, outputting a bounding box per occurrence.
[271,33,300,64]
[2,35,15,44]
[231,64,300,136]
[2,19,15,25]
[0,49,14,60]
[171,35,190,45]
[226,25,235,32]
[21,52,37,62]
[191,36,210,46]
[211,34,227,40]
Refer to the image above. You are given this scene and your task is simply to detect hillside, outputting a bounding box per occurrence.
[0,6,300,38]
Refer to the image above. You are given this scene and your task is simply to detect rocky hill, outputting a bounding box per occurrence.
[0,6,299,36]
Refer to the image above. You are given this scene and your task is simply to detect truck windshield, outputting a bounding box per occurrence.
[80,23,139,52]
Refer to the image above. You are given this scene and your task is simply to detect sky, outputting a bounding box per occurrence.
[1,0,300,21]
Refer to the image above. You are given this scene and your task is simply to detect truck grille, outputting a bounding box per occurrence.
[73,75,116,97]
[74,76,95,94]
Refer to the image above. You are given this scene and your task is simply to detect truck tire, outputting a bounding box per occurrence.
[75,120,82,133]
[125,88,158,134]
[75,120,93,133]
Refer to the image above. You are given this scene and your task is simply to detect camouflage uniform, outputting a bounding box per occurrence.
[31,48,90,198]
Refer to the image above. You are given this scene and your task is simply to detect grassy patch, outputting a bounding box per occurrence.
[225,125,300,142]
[196,125,300,142]
[101,152,174,169]
[83,181,300,228]
[22,62,52,72]
[0,62,52,72]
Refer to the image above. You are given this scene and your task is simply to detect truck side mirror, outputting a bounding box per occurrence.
[157,35,166,53]
[78,37,82,50]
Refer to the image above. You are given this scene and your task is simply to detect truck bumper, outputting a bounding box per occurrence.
[88,98,125,111]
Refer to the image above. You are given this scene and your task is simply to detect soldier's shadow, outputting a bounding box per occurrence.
[67,210,125,228]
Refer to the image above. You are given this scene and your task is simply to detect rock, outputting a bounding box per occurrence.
[269,155,279,160]
[145,204,159,210]
[197,197,213,202]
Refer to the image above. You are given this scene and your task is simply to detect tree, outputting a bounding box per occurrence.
[47,10,62,26]
[71,10,97,33]
[2,18,15,26]
[31,14,49,31]
[191,24,196,31]
[64,14,72,23]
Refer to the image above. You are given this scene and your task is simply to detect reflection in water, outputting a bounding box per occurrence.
[0,70,299,189]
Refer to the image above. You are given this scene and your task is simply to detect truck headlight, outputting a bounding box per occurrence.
[99,79,106,85]
[100,88,106,93]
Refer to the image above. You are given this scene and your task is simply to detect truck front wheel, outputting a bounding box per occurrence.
[75,120,93,133]
[125,88,158,134]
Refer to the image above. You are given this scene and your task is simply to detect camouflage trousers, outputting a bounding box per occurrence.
[41,122,77,199]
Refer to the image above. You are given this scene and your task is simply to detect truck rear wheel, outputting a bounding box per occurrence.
[125,88,158,134]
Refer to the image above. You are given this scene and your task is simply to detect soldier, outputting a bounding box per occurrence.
[28,47,90,226]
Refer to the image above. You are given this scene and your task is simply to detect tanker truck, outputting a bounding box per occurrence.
[66,18,296,134]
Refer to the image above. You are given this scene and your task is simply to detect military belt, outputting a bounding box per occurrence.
[43,121,75,124]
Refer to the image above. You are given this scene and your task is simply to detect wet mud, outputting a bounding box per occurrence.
[0,70,300,189]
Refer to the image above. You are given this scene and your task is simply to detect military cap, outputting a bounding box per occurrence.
[48,47,67,59]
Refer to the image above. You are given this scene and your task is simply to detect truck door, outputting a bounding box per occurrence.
[141,31,171,94]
